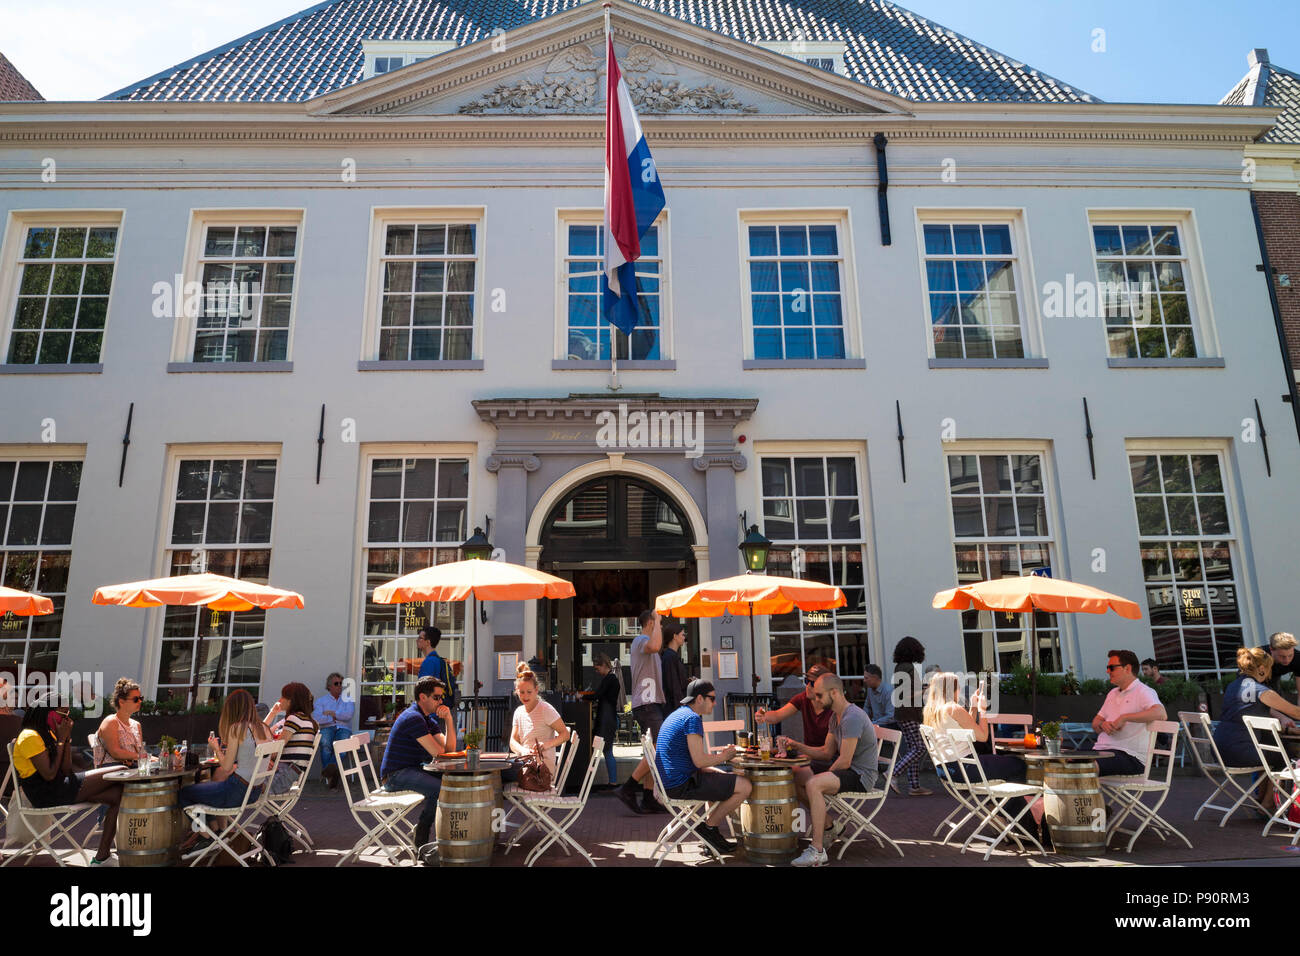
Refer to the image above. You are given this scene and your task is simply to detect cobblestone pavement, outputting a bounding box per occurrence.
[10,766,1300,867]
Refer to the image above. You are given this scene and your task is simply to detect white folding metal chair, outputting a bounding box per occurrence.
[1100,721,1192,853]
[919,723,987,845]
[826,725,903,859]
[0,757,11,836]
[703,719,745,753]
[947,728,1044,861]
[1242,714,1300,841]
[985,714,1032,754]
[503,731,581,851]
[643,731,725,866]
[506,735,605,867]
[252,731,321,851]
[1178,710,1266,827]
[1,741,99,867]
[181,738,284,867]
[333,733,423,866]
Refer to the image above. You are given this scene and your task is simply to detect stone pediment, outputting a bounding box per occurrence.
[457,42,759,116]
[311,0,909,118]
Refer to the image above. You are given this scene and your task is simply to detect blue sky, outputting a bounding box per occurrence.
[2,0,1297,102]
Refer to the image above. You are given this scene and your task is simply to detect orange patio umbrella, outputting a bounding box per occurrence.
[656,573,846,731]
[0,585,55,616]
[372,557,575,711]
[93,572,305,709]
[932,574,1142,718]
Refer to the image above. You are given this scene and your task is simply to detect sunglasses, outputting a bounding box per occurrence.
[127,695,143,703]
[1105,664,1122,671]
[330,681,342,686]
[431,694,445,701]
[705,694,716,701]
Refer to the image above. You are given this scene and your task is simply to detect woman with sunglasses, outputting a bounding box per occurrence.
[94,678,148,768]
[13,696,124,864]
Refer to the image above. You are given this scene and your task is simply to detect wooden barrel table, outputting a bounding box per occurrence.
[732,756,807,865]
[104,768,187,867]
[429,760,511,866]
[1021,751,1111,856]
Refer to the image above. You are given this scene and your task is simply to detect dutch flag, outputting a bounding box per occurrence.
[603,33,666,339]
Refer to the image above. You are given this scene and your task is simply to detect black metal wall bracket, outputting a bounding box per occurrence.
[117,402,134,487]
[316,404,326,484]
[1255,398,1272,477]
[895,399,906,482]
[1083,397,1096,480]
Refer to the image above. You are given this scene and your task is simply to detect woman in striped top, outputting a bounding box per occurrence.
[266,682,318,794]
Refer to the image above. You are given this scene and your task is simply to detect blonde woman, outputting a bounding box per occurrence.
[509,667,570,777]
[94,677,148,767]
[1215,647,1300,769]
[922,671,1028,784]
[180,690,273,810]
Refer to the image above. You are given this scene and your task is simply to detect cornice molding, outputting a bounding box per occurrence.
[691,452,748,472]
[485,453,542,472]
[473,396,759,425]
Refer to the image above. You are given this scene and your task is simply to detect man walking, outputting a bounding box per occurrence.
[417,625,457,705]
[312,672,354,789]
[617,609,668,814]
[660,620,689,717]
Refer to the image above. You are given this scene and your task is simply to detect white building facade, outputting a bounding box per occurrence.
[0,1,1294,720]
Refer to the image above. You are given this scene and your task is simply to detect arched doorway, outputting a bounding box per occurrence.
[538,474,697,694]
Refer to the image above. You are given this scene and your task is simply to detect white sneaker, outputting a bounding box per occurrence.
[791,845,828,867]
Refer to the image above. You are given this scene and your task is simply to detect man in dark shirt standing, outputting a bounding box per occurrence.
[380,675,457,848]
[660,621,689,717]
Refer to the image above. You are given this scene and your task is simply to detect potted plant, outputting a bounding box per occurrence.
[463,727,485,769]
[1040,720,1063,756]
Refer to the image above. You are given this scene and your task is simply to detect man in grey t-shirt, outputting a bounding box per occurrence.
[617,610,668,815]
[780,673,879,867]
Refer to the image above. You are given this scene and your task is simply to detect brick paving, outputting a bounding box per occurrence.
[10,765,1300,867]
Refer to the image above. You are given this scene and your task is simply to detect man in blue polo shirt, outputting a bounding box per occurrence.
[654,679,752,856]
[381,675,457,848]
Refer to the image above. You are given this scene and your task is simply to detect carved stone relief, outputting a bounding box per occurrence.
[459,42,757,114]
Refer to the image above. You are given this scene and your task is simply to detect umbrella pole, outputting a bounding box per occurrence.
[1029,611,1037,724]
[471,595,480,739]
[749,601,758,735]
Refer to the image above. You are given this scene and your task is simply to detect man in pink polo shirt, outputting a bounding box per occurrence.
[1092,648,1166,776]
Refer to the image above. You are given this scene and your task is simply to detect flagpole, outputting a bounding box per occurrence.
[604,3,620,392]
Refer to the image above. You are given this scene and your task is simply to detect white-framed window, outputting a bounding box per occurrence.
[172,210,302,364]
[2,214,121,366]
[0,455,83,700]
[557,210,667,361]
[360,453,471,719]
[1088,212,1212,360]
[917,214,1035,360]
[193,223,299,363]
[757,449,870,699]
[361,40,456,79]
[739,211,859,362]
[1128,446,1242,676]
[157,455,279,704]
[363,209,484,362]
[945,448,1061,673]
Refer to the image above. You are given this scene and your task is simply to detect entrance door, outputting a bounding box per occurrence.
[537,475,697,694]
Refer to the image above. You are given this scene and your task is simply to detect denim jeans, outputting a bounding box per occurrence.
[385,766,442,827]
[602,734,618,785]
[319,725,352,768]
[179,775,259,809]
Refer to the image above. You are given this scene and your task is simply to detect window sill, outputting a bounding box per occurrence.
[0,363,103,375]
[357,360,485,371]
[1106,358,1225,369]
[928,358,1049,369]
[742,359,866,370]
[552,359,676,371]
[167,361,294,373]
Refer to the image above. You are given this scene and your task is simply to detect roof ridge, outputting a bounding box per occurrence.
[869,0,1098,103]
[101,0,346,100]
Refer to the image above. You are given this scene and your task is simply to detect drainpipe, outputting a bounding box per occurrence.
[873,133,891,246]
[1250,192,1300,449]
